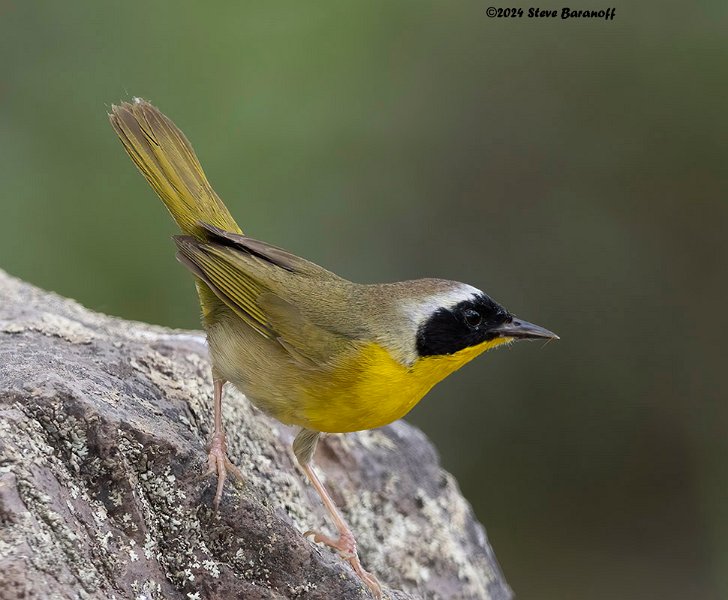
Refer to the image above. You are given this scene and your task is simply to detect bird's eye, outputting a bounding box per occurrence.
[463,308,481,328]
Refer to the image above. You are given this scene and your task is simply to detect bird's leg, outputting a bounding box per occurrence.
[203,379,244,508]
[293,429,382,599]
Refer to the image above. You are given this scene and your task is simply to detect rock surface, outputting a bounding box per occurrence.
[0,269,512,600]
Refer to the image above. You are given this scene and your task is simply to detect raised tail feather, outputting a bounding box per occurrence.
[109,98,242,237]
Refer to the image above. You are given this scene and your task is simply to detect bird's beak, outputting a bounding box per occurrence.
[490,318,559,340]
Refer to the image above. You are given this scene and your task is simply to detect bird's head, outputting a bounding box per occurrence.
[391,280,558,379]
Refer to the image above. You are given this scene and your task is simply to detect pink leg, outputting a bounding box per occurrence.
[203,379,244,508]
[302,463,382,598]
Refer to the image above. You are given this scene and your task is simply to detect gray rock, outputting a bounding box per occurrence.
[0,270,511,600]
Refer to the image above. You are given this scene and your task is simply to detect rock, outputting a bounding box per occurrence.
[0,269,511,600]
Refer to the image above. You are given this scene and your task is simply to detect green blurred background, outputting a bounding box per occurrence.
[1,2,726,599]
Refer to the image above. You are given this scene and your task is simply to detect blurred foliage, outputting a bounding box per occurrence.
[1,2,726,599]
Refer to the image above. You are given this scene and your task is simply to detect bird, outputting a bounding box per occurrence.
[108,98,558,598]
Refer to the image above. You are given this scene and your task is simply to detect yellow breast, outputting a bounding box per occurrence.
[301,337,511,433]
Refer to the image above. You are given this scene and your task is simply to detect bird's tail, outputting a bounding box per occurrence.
[109,98,242,238]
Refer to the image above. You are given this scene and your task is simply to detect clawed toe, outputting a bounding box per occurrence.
[201,432,244,508]
[304,529,382,598]
[304,529,356,557]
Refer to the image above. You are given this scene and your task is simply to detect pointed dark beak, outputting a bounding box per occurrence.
[490,317,559,340]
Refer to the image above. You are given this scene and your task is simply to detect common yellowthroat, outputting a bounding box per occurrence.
[109,98,557,598]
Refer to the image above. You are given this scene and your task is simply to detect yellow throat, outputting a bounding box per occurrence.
[303,337,512,433]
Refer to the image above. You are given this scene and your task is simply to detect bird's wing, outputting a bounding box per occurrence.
[175,236,275,337]
[174,231,355,366]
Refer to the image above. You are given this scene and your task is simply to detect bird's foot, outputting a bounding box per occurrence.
[202,431,244,509]
[304,528,382,598]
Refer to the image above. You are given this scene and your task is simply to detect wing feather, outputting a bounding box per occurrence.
[174,225,357,366]
[197,222,344,281]
[175,236,274,337]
